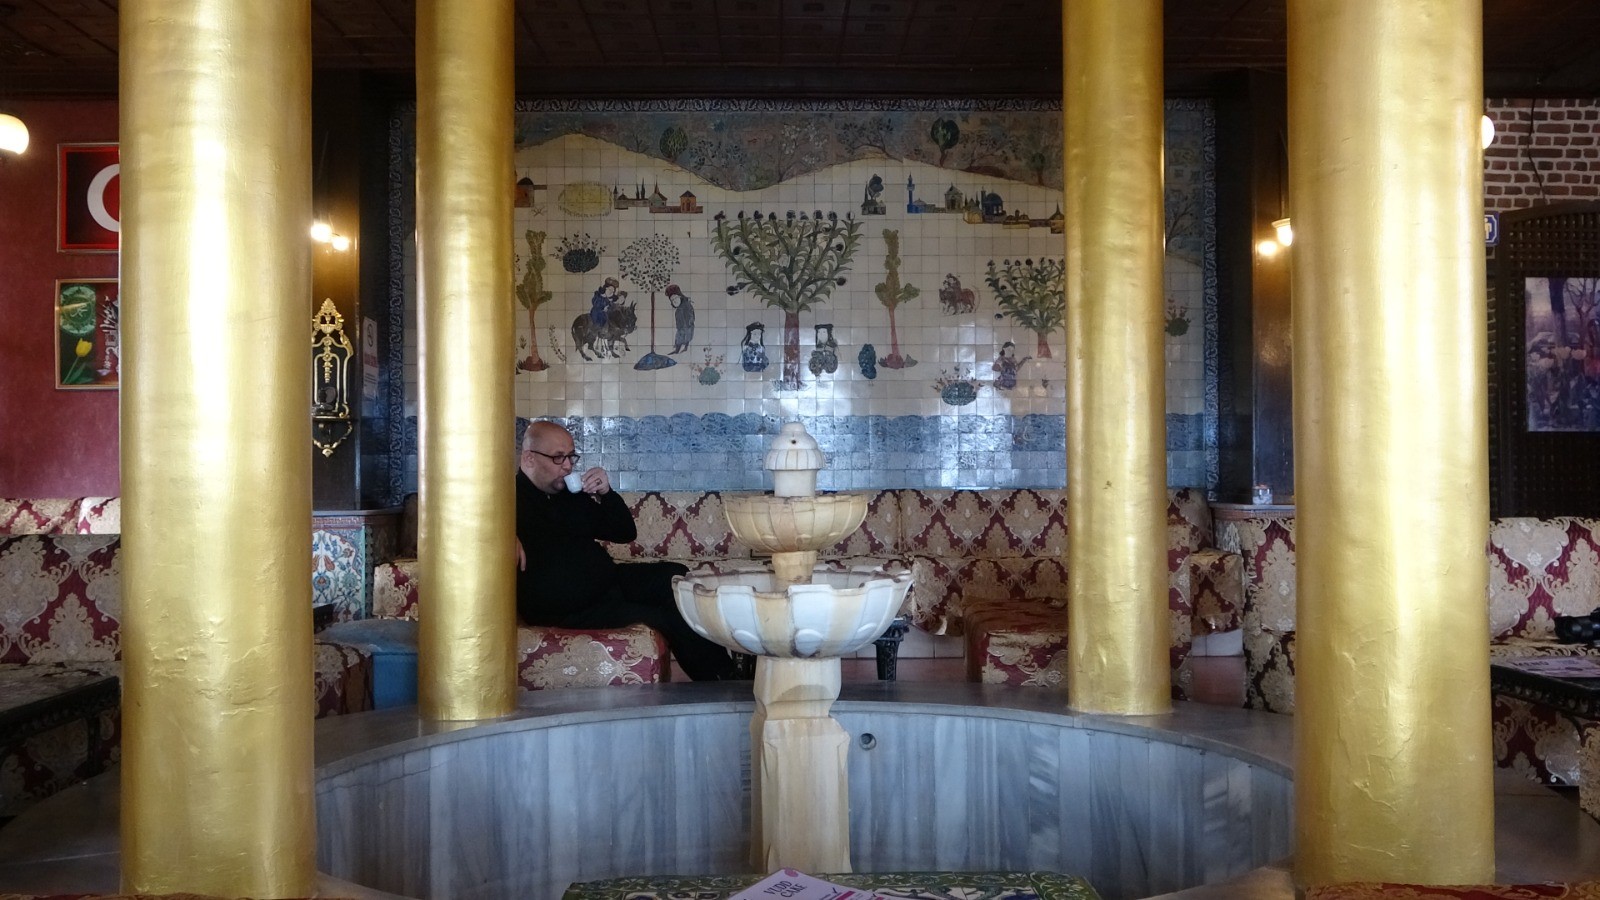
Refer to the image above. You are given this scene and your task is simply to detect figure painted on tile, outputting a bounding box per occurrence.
[589,277,620,327]
[741,321,769,373]
[667,284,695,354]
[808,323,839,377]
[571,298,637,361]
[515,421,741,681]
[938,274,977,315]
[991,341,1031,391]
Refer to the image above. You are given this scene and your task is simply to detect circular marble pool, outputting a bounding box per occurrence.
[312,684,1294,900]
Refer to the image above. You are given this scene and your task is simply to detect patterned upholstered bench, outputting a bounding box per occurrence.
[0,497,374,819]
[1232,513,1600,807]
[371,559,668,688]
[933,488,1240,700]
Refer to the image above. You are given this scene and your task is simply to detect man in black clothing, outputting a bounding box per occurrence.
[514,421,738,681]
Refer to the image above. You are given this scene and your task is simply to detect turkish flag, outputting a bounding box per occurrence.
[58,143,120,252]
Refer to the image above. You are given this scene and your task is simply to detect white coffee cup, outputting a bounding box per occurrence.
[563,471,585,493]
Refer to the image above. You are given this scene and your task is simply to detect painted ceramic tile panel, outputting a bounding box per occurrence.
[394,100,1216,493]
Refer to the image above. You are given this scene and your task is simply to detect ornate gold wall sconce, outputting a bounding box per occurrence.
[312,298,354,457]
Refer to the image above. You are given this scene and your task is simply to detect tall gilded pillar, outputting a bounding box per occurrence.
[1288,0,1494,886]
[119,2,315,895]
[415,0,518,720]
[1062,0,1170,715]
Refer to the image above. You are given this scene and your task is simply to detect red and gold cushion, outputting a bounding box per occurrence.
[963,598,1069,688]
[0,535,121,665]
[1236,517,1298,713]
[74,497,120,535]
[368,561,666,688]
[613,491,737,561]
[312,641,373,718]
[1582,727,1600,821]
[910,555,1069,636]
[1188,548,1243,633]
[1308,883,1600,899]
[1166,487,1214,560]
[517,623,667,689]
[373,558,419,619]
[0,499,82,535]
[1487,517,1600,642]
[897,489,1068,559]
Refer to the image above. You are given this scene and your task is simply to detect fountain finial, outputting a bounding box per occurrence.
[766,421,825,498]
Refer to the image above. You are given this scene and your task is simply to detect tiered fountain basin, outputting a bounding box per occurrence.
[674,563,909,658]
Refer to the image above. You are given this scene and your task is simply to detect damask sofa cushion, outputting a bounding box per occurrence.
[606,489,903,563]
[951,488,1224,700]
[1234,513,1600,787]
[369,557,668,687]
[0,535,121,665]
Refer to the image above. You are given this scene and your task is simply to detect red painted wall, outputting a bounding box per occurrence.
[0,98,120,497]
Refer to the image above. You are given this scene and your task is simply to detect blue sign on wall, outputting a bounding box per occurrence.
[1485,212,1499,246]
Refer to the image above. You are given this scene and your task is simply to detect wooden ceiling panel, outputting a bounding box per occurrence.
[654,15,717,35]
[717,0,782,17]
[0,0,1594,97]
[651,0,718,14]
[587,13,655,34]
[579,0,652,15]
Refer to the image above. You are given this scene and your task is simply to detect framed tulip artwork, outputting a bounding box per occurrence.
[55,278,119,390]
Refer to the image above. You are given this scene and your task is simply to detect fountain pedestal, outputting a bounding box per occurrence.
[674,422,909,873]
[750,657,848,873]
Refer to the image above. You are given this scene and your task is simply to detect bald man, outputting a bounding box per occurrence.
[515,421,739,681]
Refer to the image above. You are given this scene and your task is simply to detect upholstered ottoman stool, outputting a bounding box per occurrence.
[963,598,1069,688]
[318,619,418,709]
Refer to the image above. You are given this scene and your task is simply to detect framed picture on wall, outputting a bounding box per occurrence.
[57,143,120,252]
[55,278,119,390]
[1524,275,1600,432]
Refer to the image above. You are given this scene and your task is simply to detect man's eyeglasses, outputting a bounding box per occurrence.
[527,449,580,465]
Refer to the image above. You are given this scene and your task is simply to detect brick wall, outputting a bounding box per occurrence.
[1484,98,1600,214]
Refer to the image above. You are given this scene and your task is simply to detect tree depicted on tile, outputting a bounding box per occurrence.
[620,232,682,371]
[712,210,862,391]
[986,257,1065,359]
[874,228,920,369]
[929,117,960,167]
[515,230,554,373]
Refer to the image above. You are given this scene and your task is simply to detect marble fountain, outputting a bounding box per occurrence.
[6,423,1599,899]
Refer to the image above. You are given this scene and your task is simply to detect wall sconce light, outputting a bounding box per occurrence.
[310,220,351,252]
[1272,217,1294,247]
[1480,114,1495,150]
[311,298,354,457]
[0,113,28,155]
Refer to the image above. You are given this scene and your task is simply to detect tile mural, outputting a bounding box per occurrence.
[386,100,1217,497]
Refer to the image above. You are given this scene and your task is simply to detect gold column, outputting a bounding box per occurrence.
[1061,0,1170,715]
[415,0,518,720]
[1288,0,1493,885]
[119,2,315,895]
